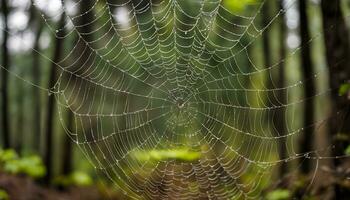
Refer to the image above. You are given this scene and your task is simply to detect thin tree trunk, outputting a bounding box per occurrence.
[321,0,350,198]
[58,0,95,176]
[59,0,95,176]
[15,73,25,153]
[262,2,272,70]
[299,0,316,174]
[1,0,10,148]
[43,15,66,184]
[30,2,44,153]
[262,0,288,176]
[277,0,287,176]
[262,0,273,93]
[61,111,74,175]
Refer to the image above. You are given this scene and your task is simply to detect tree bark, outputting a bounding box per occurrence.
[15,72,24,154]
[43,15,66,184]
[59,0,95,176]
[262,2,272,71]
[276,0,288,176]
[299,0,316,174]
[1,0,10,149]
[262,0,289,176]
[261,0,274,93]
[321,0,350,198]
[61,111,74,175]
[30,3,44,153]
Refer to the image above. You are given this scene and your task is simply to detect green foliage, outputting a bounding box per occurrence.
[132,148,201,162]
[0,149,46,179]
[0,149,18,162]
[223,0,257,12]
[266,189,291,200]
[54,171,93,187]
[339,83,350,96]
[345,145,350,155]
[70,171,93,186]
[0,189,9,200]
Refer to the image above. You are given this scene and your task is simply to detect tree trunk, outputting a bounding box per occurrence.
[299,0,316,174]
[59,0,95,176]
[262,0,289,176]
[43,15,66,184]
[58,0,96,176]
[1,0,10,149]
[61,111,74,175]
[276,0,288,176]
[262,2,272,70]
[30,3,44,153]
[321,0,350,198]
[261,0,273,93]
[15,73,25,154]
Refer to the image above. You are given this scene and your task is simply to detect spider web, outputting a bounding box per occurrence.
[11,0,346,198]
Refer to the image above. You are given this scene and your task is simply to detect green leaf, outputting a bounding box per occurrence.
[0,149,18,162]
[0,150,46,178]
[54,171,93,187]
[223,0,257,12]
[339,83,350,96]
[70,171,93,186]
[19,155,46,178]
[3,160,21,174]
[0,189,9,200]
[132,148,201,162]
[266,189,291,200]
[345,145,350,155]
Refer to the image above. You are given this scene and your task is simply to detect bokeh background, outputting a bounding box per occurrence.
[0,0,350,199]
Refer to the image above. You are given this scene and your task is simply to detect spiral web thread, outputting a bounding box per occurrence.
[17,0,348,199]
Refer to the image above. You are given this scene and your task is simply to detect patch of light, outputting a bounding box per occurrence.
[287,33,300,49]
[9,0,31,9]
[286,7,299,30]
[65,0,78,16]
[113,7,130,27]
[310,0,320,5]
[33,0,62,18]
[65,20,74,32]
[39,31,51,49]
[0,16,4,30]
[8,30,35,53]
[8,10,29,31]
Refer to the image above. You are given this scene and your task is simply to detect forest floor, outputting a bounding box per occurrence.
[0,173,120,200]
[1,161,350,200]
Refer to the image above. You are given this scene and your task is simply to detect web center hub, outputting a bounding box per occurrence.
[176,98,185,109]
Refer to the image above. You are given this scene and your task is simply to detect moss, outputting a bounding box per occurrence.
[0,149,46,179]
[132,148,201,162]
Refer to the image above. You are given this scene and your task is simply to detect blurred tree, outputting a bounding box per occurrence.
[61,111,74,175]
[276,0,287,176]
[60,0,95,176]
[15,71,25,154]
[43,15,66,184]
[1,0,10,148]
[262,0,288,176]
[29,1,44,153]
[261,0,273,104]
[298,0,315,174]
[262,1,272,71]
[321,0,350,198]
